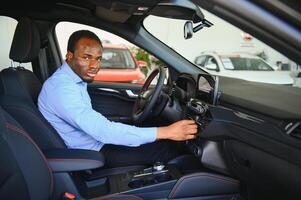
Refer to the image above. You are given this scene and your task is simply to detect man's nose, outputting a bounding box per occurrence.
[89,60,101,69]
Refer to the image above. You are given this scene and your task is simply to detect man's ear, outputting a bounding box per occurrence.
[66,51,73,61]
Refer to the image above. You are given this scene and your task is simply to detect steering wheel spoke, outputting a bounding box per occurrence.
[132,67,166,124]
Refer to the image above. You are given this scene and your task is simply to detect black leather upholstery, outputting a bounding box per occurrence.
[0,16,66,151]
[0,67,42,104]
[9,17,41,63]
[0,94,66,150]
[0,108,53,200]
[168,172,240,199]
[45,148,105,172]
[0,107,143,200]
[93,194,143,200]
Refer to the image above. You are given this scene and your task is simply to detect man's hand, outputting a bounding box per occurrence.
[156,120,197,141]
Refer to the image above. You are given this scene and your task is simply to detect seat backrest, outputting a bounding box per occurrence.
[0,17,66,151]
[0,67,42,104]
[0,106,53,200]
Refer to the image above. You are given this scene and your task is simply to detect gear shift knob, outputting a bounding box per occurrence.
[153,162,165,171]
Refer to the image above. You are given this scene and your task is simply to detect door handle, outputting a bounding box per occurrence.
[125,90,138,98]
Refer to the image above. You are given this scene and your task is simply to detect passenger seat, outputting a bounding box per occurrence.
[0,106,144,200]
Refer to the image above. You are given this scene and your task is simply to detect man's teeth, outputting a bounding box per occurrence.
[87,73,96,77]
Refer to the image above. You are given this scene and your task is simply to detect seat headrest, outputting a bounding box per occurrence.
[0,68,42,104]
[9,17,41,63]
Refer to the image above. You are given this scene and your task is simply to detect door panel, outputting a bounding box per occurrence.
[88,82,142,123]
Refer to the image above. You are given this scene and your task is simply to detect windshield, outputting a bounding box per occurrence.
[221,57,274,71]
[102,48,136,69]
[144,10,300,86]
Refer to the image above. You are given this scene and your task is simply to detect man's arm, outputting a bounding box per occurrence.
[43,80,197,147]
[46,82,156,147]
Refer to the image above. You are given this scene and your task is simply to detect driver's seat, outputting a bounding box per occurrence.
[0,17,145,177]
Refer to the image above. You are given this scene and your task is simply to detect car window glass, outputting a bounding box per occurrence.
[144,10,300,87]
[226,57,273,71]
[207,57,217,66]
[0,16,32,71]
[102,48,135,69]
[55,21,168,85]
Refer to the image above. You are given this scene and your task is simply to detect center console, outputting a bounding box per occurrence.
[78,160,240,200]
[109,162,180,193]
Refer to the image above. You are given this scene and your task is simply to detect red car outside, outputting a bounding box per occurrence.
[94,43,146,84]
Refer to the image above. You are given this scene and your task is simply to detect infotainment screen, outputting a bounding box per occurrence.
[197,73,219,105]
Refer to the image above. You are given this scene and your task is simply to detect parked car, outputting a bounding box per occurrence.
[94,43,146,84]
[290,68,301,87]
[194,52,294,85]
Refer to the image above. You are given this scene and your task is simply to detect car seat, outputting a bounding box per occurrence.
[0,106,144,200]
[0,16,145,181]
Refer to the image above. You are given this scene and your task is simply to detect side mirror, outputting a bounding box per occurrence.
[137,60,147,68]
[205,63,219,71]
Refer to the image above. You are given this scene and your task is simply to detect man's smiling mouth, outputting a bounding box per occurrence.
[87,72,97,77]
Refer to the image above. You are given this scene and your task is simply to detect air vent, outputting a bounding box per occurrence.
[285,121,301,139]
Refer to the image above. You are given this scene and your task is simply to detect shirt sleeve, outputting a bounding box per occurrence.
[46,81,157,147]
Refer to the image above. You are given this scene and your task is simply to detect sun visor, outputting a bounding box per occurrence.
[95,0,158,23]
[149,0,204,23]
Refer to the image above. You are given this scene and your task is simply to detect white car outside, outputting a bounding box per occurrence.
[194,52,294,85]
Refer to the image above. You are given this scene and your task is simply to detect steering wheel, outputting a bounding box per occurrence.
[132,67,166,124]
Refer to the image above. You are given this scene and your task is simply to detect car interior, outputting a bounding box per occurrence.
[0,0,301,200]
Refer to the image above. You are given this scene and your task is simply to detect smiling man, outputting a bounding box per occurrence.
[38,30,197,167]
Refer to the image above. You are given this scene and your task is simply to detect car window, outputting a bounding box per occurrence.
[224,57,273,71]
[0,16,32,71]
[206,57,217,66]
[144,10,300,87]
[55,21,168,85]
[102,48,135,69]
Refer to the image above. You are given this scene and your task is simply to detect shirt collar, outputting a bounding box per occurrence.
[61,62,86,85]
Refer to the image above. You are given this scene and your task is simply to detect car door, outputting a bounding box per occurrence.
[87,81,141,123]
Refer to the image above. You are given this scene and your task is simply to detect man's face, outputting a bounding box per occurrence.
[66,38,103,83]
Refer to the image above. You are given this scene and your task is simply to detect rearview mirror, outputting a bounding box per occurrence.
[184,20,213,39]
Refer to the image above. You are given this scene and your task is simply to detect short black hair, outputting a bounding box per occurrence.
[67,30,102,53]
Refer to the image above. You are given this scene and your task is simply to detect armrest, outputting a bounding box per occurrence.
[44,148,105,172]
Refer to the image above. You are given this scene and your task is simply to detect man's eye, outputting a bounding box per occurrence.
[97,58,101,62]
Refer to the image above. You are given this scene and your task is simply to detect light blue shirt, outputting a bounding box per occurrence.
[38,62,156,151]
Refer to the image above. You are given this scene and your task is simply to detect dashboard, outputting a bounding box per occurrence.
[171,73,301,173]
[170,73,301,194]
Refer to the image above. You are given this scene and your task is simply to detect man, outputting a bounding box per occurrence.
[38,30,197,167]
